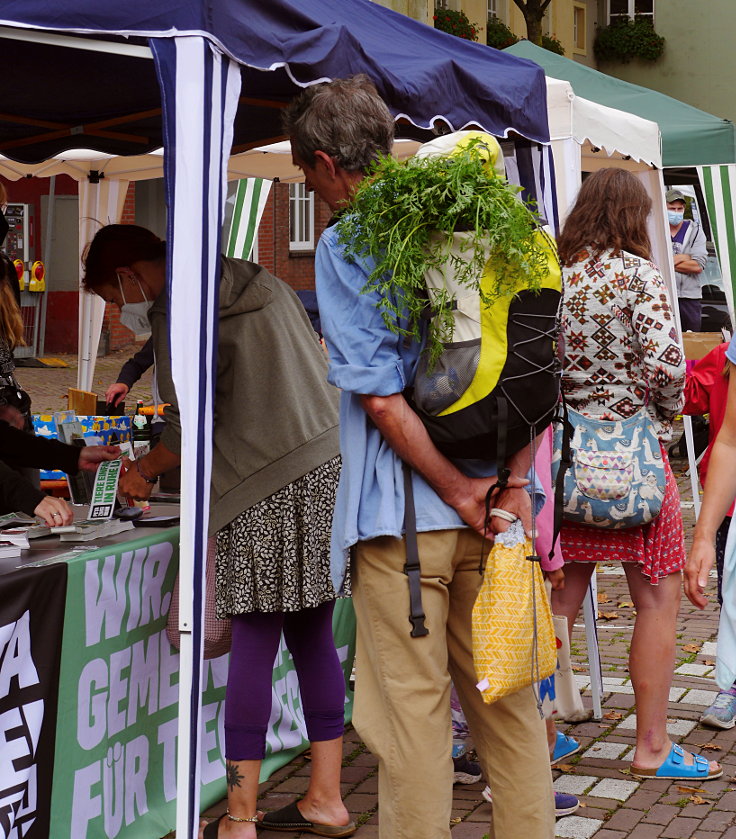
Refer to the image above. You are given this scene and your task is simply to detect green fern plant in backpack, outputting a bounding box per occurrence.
[336,132,562,464]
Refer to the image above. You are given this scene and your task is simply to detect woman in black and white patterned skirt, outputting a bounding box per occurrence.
[82,224,354,839]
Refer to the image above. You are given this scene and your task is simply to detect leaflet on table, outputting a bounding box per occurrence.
[0,513,51,540]
[87,458,124,519]
[0,529,31,549]
[49,518,134,541]
[55,411,96,505]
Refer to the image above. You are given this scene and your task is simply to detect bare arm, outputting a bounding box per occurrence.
[118,441,181,501]
[360,392,532,537]
[685,365,736,608]
[673,253,704,274]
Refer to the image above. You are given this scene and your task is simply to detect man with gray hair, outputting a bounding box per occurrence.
[284,76,554,839]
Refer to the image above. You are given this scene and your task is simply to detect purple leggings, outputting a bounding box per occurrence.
[224,601,346,761]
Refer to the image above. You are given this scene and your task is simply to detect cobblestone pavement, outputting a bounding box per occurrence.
[22,359,731,838]
[17,346,153,415]
[196,446,736,839]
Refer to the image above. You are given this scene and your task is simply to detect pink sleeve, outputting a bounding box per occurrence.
[534,426,564,571]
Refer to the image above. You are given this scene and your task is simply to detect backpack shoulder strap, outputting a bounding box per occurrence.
[402,462,429,638]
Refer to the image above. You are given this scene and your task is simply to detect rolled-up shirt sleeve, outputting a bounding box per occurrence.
[316,230,410,398]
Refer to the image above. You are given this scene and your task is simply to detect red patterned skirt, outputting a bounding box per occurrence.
[559,446,684,584]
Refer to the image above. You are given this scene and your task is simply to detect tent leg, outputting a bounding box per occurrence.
[582,575,603,720]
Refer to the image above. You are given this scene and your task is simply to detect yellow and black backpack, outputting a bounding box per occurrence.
[407,132,562,469]
[402,133,563,637]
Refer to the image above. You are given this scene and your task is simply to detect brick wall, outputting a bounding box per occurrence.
[256,183,332,292]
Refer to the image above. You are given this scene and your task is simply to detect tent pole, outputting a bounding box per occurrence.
[38,174,55,356]
[0,25,151,58]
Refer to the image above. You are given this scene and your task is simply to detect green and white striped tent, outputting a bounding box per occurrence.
[699,165,736,318]
[225,177,271,260]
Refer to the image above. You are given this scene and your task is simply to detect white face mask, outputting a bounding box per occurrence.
[118,274,153,337]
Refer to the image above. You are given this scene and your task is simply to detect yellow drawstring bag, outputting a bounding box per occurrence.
[473,520,556,704]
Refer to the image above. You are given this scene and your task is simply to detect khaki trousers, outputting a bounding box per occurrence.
[352,529,555,839]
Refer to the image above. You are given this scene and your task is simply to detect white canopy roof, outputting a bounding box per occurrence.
[546,76,662,169]
[0,139,423,183]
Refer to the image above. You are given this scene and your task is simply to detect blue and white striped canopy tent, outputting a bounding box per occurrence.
[0,3,555,837]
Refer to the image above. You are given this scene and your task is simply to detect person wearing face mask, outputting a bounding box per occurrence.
[666,188,708,332]
[82,224,352,839]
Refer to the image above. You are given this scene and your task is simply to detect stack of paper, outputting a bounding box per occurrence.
[0,529,31,549]
[50,519,135,542]
[0,542,21,558]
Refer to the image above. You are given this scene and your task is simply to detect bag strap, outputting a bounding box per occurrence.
[549,395,573,563]
[479,397,511,574]
[402,461,429,638]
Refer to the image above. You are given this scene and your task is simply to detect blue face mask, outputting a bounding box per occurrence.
[668,210,684,226]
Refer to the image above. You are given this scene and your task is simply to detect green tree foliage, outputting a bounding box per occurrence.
[336,141,550,365]
[433,7,479,41]
[594,18,665,63]
[486,15,519,49]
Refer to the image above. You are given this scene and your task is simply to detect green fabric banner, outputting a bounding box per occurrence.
[699,164,736,321]
[48,528,355,838]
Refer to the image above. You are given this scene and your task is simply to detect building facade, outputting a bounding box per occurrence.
[375,0,601,67]
[595,0,735,125]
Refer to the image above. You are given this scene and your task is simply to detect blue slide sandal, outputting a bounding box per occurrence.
[631,742,722,780]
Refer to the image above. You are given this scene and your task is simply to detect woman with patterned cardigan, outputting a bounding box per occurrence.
[551,168,720,782]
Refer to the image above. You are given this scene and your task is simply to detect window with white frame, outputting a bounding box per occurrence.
[573,4,586,51]
[289,183,314,251]
[488,0,506,19]
[608,0,654,23]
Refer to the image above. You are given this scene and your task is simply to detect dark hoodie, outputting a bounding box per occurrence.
[149,256,340,533]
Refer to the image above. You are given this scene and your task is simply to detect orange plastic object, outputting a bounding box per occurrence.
[40,479,71,498]
[140,404,169,416]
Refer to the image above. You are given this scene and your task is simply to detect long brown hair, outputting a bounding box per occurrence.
[557,168,652,266]
[0,254,25,349]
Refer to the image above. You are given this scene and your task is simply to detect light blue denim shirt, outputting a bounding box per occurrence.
[727,333,736,366]
[315,223,542,591]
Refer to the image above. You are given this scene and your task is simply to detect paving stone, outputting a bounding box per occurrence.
[625,824,667,838]
[615,714,696,737]
[553,816,604,838]
[582,741,629,760]
[342,793,378,813]
[715,790,736,810]
[674,662,715,677]
[449,823,489,838]
[643,803,678,825]
[588,778,639,801]
[702,641,718,656]
[669,687,687,702]
[698,810,736,832]
[604,807,644,831]
[660,816,706,838]
[553,775,599,795]
[681,688,718,706]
